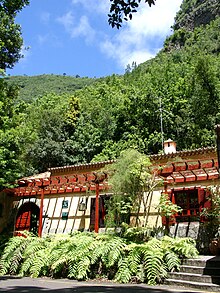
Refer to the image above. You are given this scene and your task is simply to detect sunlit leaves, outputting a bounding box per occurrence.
[0,0,29,70]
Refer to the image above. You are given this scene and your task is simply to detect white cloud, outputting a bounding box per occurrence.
[99,0,182,69]
[37,34,48,45]
[40,12,51,24]
[57,11,75,32]
[57,12,96,44]
[58,0,182,71]
[70,15,96,43]
[128,0,181,37]
[37,33,63,48]
[71,0,109,14]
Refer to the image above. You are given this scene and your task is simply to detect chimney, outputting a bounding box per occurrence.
[164,139,176,154]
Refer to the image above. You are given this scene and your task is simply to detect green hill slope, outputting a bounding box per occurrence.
[5,0,220,174]
[5,74,97,102]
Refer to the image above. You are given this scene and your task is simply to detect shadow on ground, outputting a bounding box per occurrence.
[0,286,202,293]
[0,276,205,293]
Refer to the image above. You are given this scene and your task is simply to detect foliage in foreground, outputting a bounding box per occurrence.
[0,231,198,285]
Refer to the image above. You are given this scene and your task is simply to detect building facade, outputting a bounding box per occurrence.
[0,142,219,252]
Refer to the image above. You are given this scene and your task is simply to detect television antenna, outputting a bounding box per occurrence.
[157,97,173,152]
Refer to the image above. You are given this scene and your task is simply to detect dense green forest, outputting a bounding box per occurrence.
[2,0,220,181]
[6,74,97,102]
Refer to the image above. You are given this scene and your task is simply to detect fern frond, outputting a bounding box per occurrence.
[51,255,68,275]
[164,250,180,272]
[170,237,198,258]
[0,236,23,275]
[75,256,91,280]
[67,260,78,279]
[100,237,126,267]
[29,248,50,278]
[146,237,161,249]
[115,257,131,283]
[143,248,166,285]
[0,235,33,275]
[20,237,48,276]
[127,244,142,274]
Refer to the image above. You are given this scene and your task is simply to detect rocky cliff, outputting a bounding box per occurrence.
[174,0,220,31]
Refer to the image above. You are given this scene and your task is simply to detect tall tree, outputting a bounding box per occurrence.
[0,0,29,70]
[23,93,78,173]
[0,79,27,189]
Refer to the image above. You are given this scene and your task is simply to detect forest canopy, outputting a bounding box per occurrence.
[1,0,220,186]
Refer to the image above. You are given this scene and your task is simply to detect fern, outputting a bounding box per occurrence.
[127,244,142,274]
[0,231,198,285]
[163,236,198,258]
[164,250,180,272]
[0,235,32,275]
[115,257,131,283]
[75,257,91,280]
[29,248,51,278]
[20,237,48,276]
[98,236,126,267]
[68,260,78,279]
[143,247,167,285]
[115,244,143,283]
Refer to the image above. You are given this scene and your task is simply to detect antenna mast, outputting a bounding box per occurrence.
[159,97,164,151]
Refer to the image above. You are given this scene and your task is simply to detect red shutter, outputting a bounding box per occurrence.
[161,191,176,226]
[169,190,176,224]
[198,187,211,222]
[15,211,31,231]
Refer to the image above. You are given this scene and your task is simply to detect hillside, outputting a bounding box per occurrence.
[4,0,220,175]
[6,74,97,102]
[174,0,220,31]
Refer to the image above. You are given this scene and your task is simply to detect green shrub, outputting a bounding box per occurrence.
[0,231,198,285]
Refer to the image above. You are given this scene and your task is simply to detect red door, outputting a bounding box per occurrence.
[15,202,40,235]
[90,196,109,230]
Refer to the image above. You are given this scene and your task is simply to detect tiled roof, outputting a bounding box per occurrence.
[150,146,216,161]
[10,146,219,197]
[48,146,217,173]
[48,160,115,173]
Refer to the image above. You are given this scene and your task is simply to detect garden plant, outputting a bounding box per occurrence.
[0,230,198,285]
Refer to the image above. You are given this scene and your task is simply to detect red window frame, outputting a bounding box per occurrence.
[174,189,200,222]
[162,187,210,225]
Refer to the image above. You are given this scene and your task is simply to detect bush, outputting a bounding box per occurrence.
[0,231,198,285]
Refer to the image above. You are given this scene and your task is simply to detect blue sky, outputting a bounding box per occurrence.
[7,0,182,78]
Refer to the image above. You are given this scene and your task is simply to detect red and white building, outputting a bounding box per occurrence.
[0,139,219,254]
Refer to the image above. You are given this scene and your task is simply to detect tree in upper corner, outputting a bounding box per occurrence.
[0,79,29,190]
[0,0,29,71]
[108,0,156,28]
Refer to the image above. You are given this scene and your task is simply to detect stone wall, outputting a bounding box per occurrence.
[169,221,218,255]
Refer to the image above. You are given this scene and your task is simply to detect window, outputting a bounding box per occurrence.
[174,189,200,222]
[162,187,210,225]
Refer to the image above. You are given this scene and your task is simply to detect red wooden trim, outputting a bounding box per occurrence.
[174,162,186,172]
[200,159,213,169]
[192,169,208,181]
[187,161,200,170]
[38,187,44,237]
[95,183,99,233]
